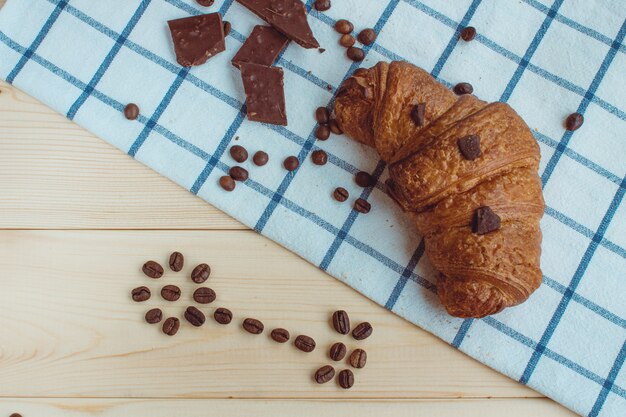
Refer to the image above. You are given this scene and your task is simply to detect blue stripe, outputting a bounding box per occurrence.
[384,240,426,310]
[452,319,474,348]
[5,0,68,83]
[588,340,626,417]
[66,0,151,120]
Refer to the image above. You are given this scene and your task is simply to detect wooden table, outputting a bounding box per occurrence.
[0,8,576,416]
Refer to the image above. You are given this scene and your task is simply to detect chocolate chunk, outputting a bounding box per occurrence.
[333,187,349,202]
[458,134,481,160]
[565,112,584,131]
[124,103,139,120]
[196,0,214,6]
[253,151,269,166]
[232,25,289,68]
[316,125,331,140]
[335,19,353,34]
[311,150,328,165]
[236,0,319,48]
[411,103,426,127]
[220,175,236,191]
[472,206,501,235]
[319,48,326,53]
[283,156,300,171]
[357,28,376,45]
[453,82,473,95]
[354,198,371,214]
[339,34,355,48]
[168,13,225,67]
[315,107,330,124]
[347,46,365,62]
[240,63,287,125]
[230,145,249,163]
[314,0,331,11]
[229,166,249,182]
[460,26,476,41]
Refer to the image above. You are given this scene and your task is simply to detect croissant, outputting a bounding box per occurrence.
[334,61,544,318]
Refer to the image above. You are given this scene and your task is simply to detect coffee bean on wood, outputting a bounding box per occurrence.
[162,317,180,336]
[349,348,367,368]
[315,365,335,384]
[352,322,373,340]
[142,261,164,278]
[294,335,316,352]
[191,263,211,283]
[271,328,290,343]
[329,342,347,361]
[10,413,23,417]
[185,306,206,327]
[131,286,151,302]
[243,318,264,334]
[332,310,350,334]
[230,145,248,163]
[145,308,163,324]
[161,285,181,302]
[338,369,354,389]
[193,287,216,304]
[169,251,184,272]
[214,307,233,324]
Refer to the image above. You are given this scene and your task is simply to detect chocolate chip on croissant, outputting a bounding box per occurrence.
[334,61,544,318]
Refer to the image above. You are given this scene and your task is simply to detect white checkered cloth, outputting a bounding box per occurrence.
[1,0,624,415]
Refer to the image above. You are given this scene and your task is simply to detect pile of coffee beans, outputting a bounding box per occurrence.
[333,18,377,62]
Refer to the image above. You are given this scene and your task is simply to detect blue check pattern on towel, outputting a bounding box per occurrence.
[1,0,624,415]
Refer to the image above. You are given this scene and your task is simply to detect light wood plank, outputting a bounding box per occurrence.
[0,230,538,399]
[0,82,243,230]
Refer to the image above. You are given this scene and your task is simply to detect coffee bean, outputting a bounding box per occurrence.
[337,369,354,389]
[329,119,343,135]
[193,287,216,304]
[460,26,476,41]
[131,286,151,302]
[142,261,164,278]
[347,47,365,62]
[124,103,139,120]
[314,365,335,384]
[472,206,501,235]
[339,34,355,48]
[253,151,269,166]
[311,150,328,166]
[220,175,236,191]
[329,342,347,361]
[145,308,163,324]
[335,19,353,34]
[230,145,248,163]
[162,317,180,336]
[355,171,374,187]
[271,328,290,343]
[284,156,300,171]
[352,322,373,340]
[354,198,371,214]
[565,112,584,131]
[315,107,330,124]
[458,134,481,160]
[349,348,367,368]
[453,82,474,95]
[169,251,184,272]
[223,21,231,36]
[333,187,349,202]
[332,310,350,334]
[243,318,264,334]
[357,28,376,45]
[185,306,206,327]
[191,263,211,283]
[196,0,214,6]
[294,335,316,352]
[316,125,331,140]
[214,307,233,324]
[10,413,23,417]
[411,103,426,127]
[314,0,331,11]
[229,166,249,182]
[161,285,181,302]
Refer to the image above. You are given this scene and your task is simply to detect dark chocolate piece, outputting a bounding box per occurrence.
[240,63,287,125]
[458,134,481,160]
[472,206,501,235]
[411,103,426,127]
[168,13,225,67]
[232,25,289,69]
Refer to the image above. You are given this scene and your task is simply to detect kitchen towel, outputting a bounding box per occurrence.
[0,0,624,415]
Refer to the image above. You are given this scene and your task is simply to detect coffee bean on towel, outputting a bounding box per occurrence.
[332,310,350,334]
[142,261,164,278]
[230,145,249,163]
[284,156,300,171]
[169,251,184,272]
[565,112,584,131]
[220,175,236,191]
[162,317,180,336]
[214,307,233,324]
[124,103,140,120]
[329,119,343,135]
[315,365,336,384]
[311,150,328,166]
[347,47,365,62]
[145,308,163,324]
[453,82,474,95]
[329,342,347,361]
[458,134,481,160]
[193,287,216,304]
[339,34,355,48]
[314,0,331,11]
[243,318,264,334]
[357,28,376,45]
[294,335,316,352]
[335,19,353,34]
[315,107,330,124]
[271,328,291,343]
[411,103,426,127]
[333,187,349,202]
[185,306,206,327]
[472,206,501,235]
[338,369,354,389]
[316,125,331,141]
[460,26,476,41]
[352,322,373,340]
[223,21,232,36]
[349,348,367,369]
[161,285,181,302]
[229,166,249,182]
[131,286,151,302]
[196,0,214,6]
[355,171,374,188]
[354,198,371,214]
[191,263,211,283]
[253,151,269,166]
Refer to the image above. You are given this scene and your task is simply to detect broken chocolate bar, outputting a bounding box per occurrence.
[168,13,225,67]
[240,63,287,125]
[232,25,289,68]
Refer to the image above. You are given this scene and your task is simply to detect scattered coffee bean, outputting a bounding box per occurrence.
[453,82,474,95]
[230,145,249,163]
[161,285,181,302]
[168,251,184,272]
[142,261,164,278]
[311,150,328,165]
[347,46,365,62]
[214,307,233,324]
[230,166,249,182]
[338,369,354,389]
[191,263,211,283]
[184,306,206,327]
[339,34,355,48]
[350,348,367,368]
[124,103,139,120]
[565,112,584,131]
[458,134,481,160]
[243,318,264,334]
[355,171,374,187]
[314,0,331,11]
[329,342,347,361]
[196,0,214,6]
[352,322,373,340]
[316,125,331,140]
[223,21,232,36]
[354,198,371,214]
[315,107,330,124]
[294,335,316,352]
[271,328,291,343]
[460,26,476,41]
[332,310,350,334]
[220,175,236,191]
[162,317,180,336]
[145,308,163,324]
[253,151,269,166]
[329,119,343,135]
[411,103,426,127]
[357,28,376,45]
[315,365,336,384]
[335,19,353,34]
[472,206,501,235]
[333,187,349,202]
[284,156,300,171]
[193,287,216,304]
[10,413,22,417]
[131,286,151,302]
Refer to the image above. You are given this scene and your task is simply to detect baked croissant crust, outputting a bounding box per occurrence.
[335,61,544,318]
